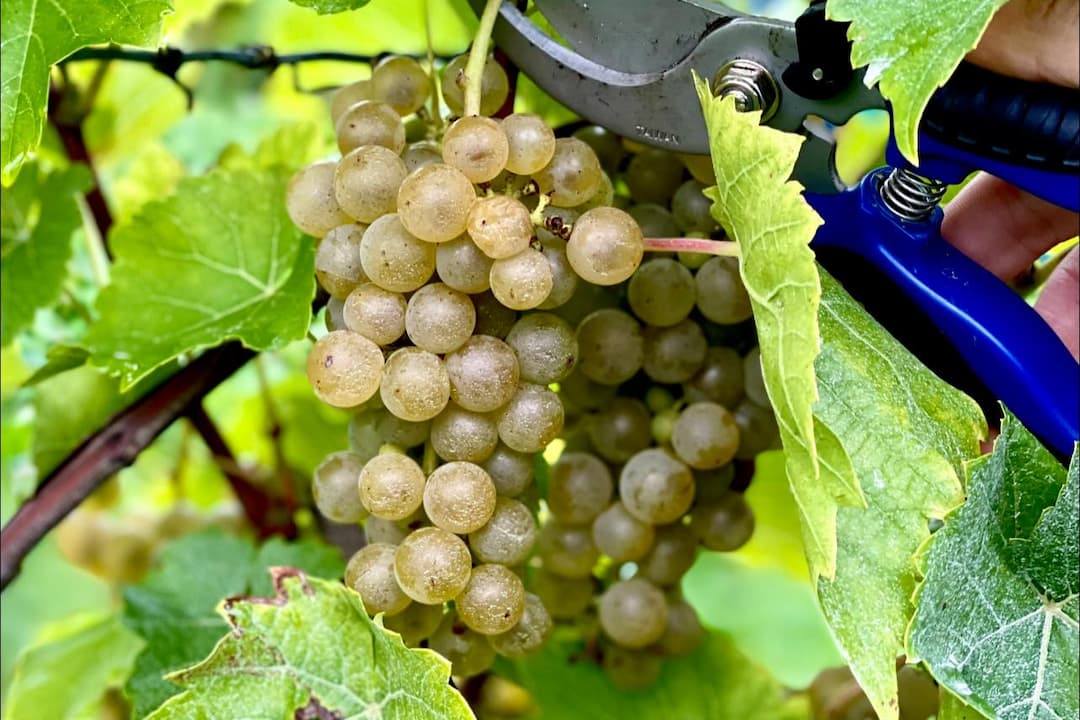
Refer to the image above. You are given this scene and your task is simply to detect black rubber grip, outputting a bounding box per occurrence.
[922,62,1080,171]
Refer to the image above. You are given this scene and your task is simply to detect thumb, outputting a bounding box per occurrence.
[966,0,1080,88]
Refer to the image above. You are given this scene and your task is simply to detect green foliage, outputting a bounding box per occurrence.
[0,0,172,184]
[694,72,863,581]
[122,530,344,718]
[908,415,1078,720]
[1,164,92,345]
[508,632,802,720]
[287,0,373,14]
[814,270,984,720]
[3,613,143,720]
[827,0,1008,162]
[146,569,474,719]
[82,167,315,389]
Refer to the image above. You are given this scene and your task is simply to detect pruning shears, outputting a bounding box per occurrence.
[469,0,1080,460]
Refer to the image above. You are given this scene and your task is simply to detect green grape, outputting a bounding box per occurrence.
[645,386,675,414]
[628,203,680,238]
[496,383,564,453]
[364,516,409,545]
[428,614,497,678]
[404,282,476,354]
[505,313,578,384]
[344,543,411,616]
[598,578,668,649]
[628,258,695,327]
[650,406,678,445]
[602,645,662,691]
[443,116,509,183]
[533,137,603,207]
[370,409,430,448]
[576,309,644,385]
[402,140,443,173]
[547,452,612,524]
[671,179,717,233]
[431,403,499,463]
[672,402,740,470]
[330,79,372,126]
[657,599,704,656]
[312,451,367,523]
[359,214,436,292]
[501,113,557,175]
[394,527,472,604]
[472,290,519,338]
[743,346,769,406]
[397,163,476,243]
[678,152,716,184]
[335,100,406,155]
[384,600,444,646]
[436,236,493,294]
[536,237,579,310]
[625,148,685,205]
[325,296,347,332]
[567,207,644,285]
[467,194,534,259]
[440,54,509,117]
[481,444,534,497]
[693,464,736,504]
[380,347,450,422]
[619,449,695,524]
[489,592,553,658]
[690,491,755,551]
[641,319,708,384]
[445,335,520,412]
[677,250,711,269]
[577,170,615,212]
[733,398,780,459]
[572,125,626,173]
[343,283,407,345]
[559,369,618,415]
[334,145,406,223]
[371,55,431,116]
[684,347,745,409]
[637,523,697,586]
[490,249,554,311]
[588,397,652,463]
[358,452,426,521]
[469,497,537,566]
[423,461,497,534]
[592,501,655,562]
[307,331,384,408]
[286,161,352,238]
[455,564,526,635]
[531,569,594,619]
[538,520,599,578]
[315,223,368,300]
[695,256,753,324]
[552,277,619,327]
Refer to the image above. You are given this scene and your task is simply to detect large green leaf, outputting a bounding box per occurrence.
[1,163,91,345]
[508,631,803,720]
[908,415,1078,720]
[814,270,983,720]
[0,0,171,184]
[3,613,143,720]
[146,569,474,720]
[694,73,863,580]
[83,167,315,389]
[122,530,344,718]
[826,0,1009,163]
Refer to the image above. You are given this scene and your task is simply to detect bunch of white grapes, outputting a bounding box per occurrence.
[285,52,779,690]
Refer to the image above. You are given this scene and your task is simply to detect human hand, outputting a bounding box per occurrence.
[941,0,1080,361]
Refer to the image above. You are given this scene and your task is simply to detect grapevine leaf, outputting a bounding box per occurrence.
[21,345,89,387]
[287,0,373,15]
[82,167,315,389]
[507,631,799,720]
[0,163,91,345]
[145,569,474,720]
[3,613,143,720]
[122,530,345,718]
[826,0,1009,163]
[694,72,863,580]
[938,690,991,720]
[0,0,172,184]
[815,270,983,720]
[907,415,1079,720]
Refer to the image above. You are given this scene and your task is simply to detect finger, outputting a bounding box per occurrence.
[967,0,1080,88]
[941,173,1080,281]
[1034,247,1080,361]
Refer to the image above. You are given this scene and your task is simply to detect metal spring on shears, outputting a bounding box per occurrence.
[879,167,948,222]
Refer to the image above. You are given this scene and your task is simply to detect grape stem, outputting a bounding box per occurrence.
[463,0,502,117]
[529,193,552,227]
[643,237,739,257]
